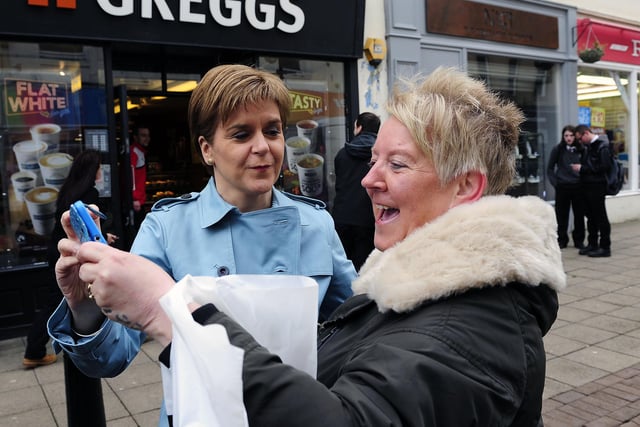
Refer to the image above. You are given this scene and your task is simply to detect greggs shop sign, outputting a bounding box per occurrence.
[1,0,365,58]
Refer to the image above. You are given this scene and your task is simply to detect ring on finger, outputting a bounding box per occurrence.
[87,283,94,299]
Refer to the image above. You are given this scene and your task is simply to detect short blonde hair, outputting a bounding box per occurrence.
[388,67,524,195]
[188,64,291,168]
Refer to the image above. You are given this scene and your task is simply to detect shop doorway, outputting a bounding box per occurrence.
[114,87,202,248]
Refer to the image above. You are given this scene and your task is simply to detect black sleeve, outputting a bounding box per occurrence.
[547,146,559,187]
[157,304,355,426]
[157,303,220,368]
[159,300,526,427]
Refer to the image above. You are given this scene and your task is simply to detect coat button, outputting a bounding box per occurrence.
[217,266,230,276]
[180,193,192,199]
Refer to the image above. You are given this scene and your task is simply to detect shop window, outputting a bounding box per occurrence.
[468,54,559,200]
[0,41,107,271]
[113,70,200,94]
[113,70,163,92]
[258,57,346,208]
[167,73,200,93]
[577,68,632,192]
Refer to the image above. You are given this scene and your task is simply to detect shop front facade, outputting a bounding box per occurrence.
[572,17,640,222]
[383,0,640,222]
[0,0,365,338]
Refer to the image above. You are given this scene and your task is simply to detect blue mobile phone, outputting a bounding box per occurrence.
[69,201,107,244]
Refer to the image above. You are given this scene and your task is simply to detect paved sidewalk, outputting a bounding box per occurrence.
[0,219,639,426]
[543,219,640,426]
[0,337,163,426]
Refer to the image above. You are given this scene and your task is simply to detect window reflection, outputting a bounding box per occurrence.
[258,57,345,207]
[468,54,559,199]
[0,41,106,271]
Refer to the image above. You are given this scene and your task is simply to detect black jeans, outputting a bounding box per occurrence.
[24,270,62,359]
[555,184,585,246]
[582,181,611,250]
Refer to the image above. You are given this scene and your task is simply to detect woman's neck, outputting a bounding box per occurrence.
[226,190,273,213]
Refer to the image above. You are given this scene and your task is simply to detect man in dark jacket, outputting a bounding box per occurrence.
[573,125,612,257]
[332,112,380,270]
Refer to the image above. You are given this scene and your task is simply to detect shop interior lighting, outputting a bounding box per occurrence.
[167,80,198,92]
[577,75,628,86]
[576,74,632,101]
[577,86,638,101]
[113,99,141,114]
[578,90,624,101]
[577,85,618,94]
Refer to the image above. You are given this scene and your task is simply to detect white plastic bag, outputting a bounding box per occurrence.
[159,274,319,427]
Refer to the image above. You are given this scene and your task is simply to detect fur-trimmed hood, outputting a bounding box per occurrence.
[353,195,566,313]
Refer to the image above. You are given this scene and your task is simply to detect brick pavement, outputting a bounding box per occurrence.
[542,219,640,427]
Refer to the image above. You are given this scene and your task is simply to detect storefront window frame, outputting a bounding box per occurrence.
[0,40,108,272]
[467,53,561,200]
[578,63,640,194]
[257,56,348,208]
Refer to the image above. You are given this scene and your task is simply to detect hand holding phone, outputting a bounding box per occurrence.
[69,201,107,244]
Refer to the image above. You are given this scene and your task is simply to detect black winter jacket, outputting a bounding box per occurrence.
[580,136,611,184]
[161,195,565,427]
[332,132,376,227]
[547,142,584,187]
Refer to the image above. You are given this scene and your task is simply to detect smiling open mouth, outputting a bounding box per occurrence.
[376,204,399,223]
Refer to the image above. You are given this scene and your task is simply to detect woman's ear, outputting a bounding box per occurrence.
[199,136,213,165]
[455,171,487,204]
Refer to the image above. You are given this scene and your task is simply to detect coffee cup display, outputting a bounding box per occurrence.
[296,153,324,197]
[285,136,311,172]
[10,170,37,202]
[12,140,47,185]
[39,152,73,190]
[24,186,59,235]
[30,123,61,154]
[296,119,319,152]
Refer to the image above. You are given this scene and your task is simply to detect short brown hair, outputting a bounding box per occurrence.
[188,64,291,168]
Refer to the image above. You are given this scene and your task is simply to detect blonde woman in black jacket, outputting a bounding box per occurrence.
[55,67,565,426]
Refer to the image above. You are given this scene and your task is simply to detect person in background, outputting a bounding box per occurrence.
[572,124,612,257]
[130,124,151,229]
[49,64,355,427]
[547,125,586,249]
[332,112,380,270]
[23,149,116,368]
[54,67,564,426]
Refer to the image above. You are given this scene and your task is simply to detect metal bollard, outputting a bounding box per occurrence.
[63,353,106,427]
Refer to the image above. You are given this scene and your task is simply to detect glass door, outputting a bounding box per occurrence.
[113,85,137,249]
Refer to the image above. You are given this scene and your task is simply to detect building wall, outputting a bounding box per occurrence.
[358,0,389,122]
[547,0,640,223]
[546,0,640,24]
[360,0,640,224]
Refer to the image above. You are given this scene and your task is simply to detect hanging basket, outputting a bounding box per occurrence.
[579,26,604,63]
[579,41,604,63]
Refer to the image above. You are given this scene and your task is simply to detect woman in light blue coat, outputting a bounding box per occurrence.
[48,64,355,426]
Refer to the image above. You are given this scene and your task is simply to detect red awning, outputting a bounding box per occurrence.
[577,18,640,66]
